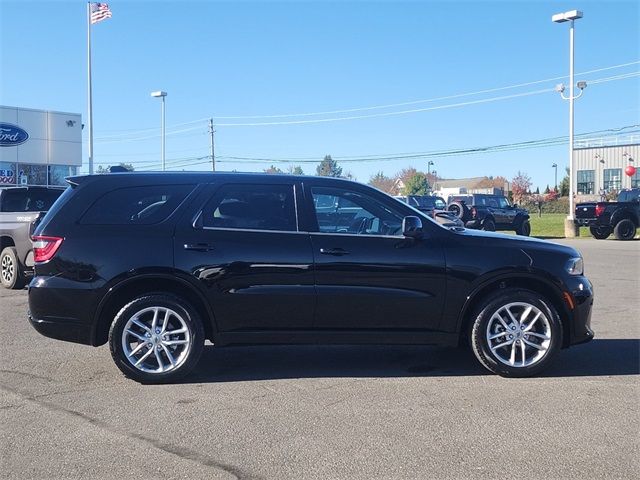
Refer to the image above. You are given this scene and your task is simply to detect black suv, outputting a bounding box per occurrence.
[28,173,593,383]
[447,194,531,235]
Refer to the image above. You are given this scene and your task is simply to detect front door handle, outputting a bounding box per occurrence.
[183,243,215,252]
[320,248,349,256]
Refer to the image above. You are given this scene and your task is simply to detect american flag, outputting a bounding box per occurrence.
[90,3,112,24]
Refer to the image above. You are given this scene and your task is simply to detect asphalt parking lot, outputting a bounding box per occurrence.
[1,238,638,480]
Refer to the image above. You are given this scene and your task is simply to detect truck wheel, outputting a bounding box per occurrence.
[589,225,611,240]
[470,289,562,377]
[1,247,26,290]
[109,294,205,384]
[613,219,637,241]
[516,220,531,236]
[482,219,495,231]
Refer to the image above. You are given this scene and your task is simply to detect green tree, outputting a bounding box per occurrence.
[535,186,540,194]
[97,162,134,173]
[544,184,550,194]
[403,172,431,195]
[288,165,304,175]
[316,155,342,177]
[559,167,570,196]
[264,165,283,174]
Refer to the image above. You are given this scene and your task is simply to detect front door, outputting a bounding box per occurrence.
[174,182,315,332]
[307,184,446,330]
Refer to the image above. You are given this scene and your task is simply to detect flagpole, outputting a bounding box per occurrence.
[87,2,94,175]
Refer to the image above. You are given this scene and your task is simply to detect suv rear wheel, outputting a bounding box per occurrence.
[1,247,26,290]
[108,294,205,383]
[482,218,495,231]
[516,220,531,236]
[470,289,562,377]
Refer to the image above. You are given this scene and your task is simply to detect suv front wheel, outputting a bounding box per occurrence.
[470,289,562,377]
[108,294,205,383]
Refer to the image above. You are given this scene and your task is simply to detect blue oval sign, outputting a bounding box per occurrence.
[0,123,29,147]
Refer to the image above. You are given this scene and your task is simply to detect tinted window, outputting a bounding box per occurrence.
[498,197,510,208]
[202,184,297,232]
[81,184,193,225]
[312,187,403,236]
[0,188,63,212]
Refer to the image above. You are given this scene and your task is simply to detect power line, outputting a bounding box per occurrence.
[212,60,640,119]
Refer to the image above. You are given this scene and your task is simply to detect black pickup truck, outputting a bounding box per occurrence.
[575,188,640,240]
[447,193,531,235]
[0,186,65,288]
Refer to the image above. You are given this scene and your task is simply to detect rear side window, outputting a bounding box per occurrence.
[80,185,193,225]
[0,188,63,212]
[201,184,297,232]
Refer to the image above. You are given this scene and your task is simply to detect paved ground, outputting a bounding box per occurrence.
[1,238,638,479]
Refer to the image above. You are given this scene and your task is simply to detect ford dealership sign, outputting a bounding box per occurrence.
[0,123,29,146]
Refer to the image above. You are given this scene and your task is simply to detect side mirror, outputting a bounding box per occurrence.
[513,204,518,208]
[402,216,423,238]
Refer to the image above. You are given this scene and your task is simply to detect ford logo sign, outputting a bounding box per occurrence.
[0,123,29,147]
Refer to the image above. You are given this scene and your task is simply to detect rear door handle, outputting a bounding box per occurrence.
[320,248,349,256]
[183,243,215,252]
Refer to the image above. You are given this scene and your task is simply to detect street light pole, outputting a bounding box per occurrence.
[552,163,558,191]
[151,91,168,171]
[552,9,585,237]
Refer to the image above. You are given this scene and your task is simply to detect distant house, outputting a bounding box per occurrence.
[433,177,507,199]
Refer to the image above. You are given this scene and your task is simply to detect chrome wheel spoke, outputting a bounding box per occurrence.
[526,331,550,340]
[505,308,520,327]
[492,312,511,331]
[154,348,165,372]
[161,344,176,367]
[151,308,159,331]
[519,306,532,324]
[491,339,514,351]
[489,331,508,340]
[509,342,517,365]
[523,312,542,332]
[134,347,154,366]
[164,339,188,346]
[165,327,187,336]
[128,341,147,357]
[161,309,170,333]
[125,329,147,342]
[523,338,544,350]
[520,341,526,365]
[131,318,150,333]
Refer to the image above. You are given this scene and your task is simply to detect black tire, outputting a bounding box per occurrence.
[1,247,26,290]
[516,220,531,236]
[613,219,636,241]
[448,202,465,219]
[589,225,611,240]
[482,218,496,232]
[470,289,563,377]
[108,294,205,384]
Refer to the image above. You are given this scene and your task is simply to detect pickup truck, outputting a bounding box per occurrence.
[447,193,531,235]
[393,195,464,227]
[0,186,64,288]
[575,188,640,240]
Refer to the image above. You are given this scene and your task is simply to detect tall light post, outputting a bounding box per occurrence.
[552,163,558,191]
[427,160,434,176]
[552,9,586,237]
[151,91,167,171]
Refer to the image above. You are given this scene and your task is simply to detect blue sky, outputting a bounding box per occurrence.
[1,0,638,190]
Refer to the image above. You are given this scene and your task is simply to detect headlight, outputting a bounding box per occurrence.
[566,257,584,275]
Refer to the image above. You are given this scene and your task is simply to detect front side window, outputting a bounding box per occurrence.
[577,170,595,194]
[81,184,193,225]
[498,197,511,208]
[312,187,403,236]
[202,184,297,232]
[603,169,622,192]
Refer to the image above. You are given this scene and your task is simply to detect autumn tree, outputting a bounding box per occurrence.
[97,162,134,173]
[288,165,304,175]
[264,165,283,174]
[511,171,532,204]
[369,171,396,194]
[316,155,343,177]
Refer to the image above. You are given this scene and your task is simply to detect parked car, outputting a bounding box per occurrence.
[447,193,531,235]
[575,188,640,240]
[0,186,65,289]
[394,195,464,228]
[28,173,593,383]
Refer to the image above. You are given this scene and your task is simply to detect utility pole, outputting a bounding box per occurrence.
[209,118,215,171]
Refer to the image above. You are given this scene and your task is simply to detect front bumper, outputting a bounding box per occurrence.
[565,275,595,346]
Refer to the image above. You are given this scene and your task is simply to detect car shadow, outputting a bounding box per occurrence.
[182,338,639,383]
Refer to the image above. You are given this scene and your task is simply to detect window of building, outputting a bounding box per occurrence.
[202,184,297,232]
[81,184,194,225]
[48,165,77,186]
[603,169,622,192]
[577,170,595,194]
[0,162,16,186]
[631,168,640,189]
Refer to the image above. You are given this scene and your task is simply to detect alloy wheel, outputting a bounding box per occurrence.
[1,254,15,284]
[486,302,552,368]
[121,306,192,374]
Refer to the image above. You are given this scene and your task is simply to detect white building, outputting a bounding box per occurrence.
[0,106,82,187]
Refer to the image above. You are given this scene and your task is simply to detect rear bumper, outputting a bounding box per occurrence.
[28,276,99,346]
[575,218,597,227]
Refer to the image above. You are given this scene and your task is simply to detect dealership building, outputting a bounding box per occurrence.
[574,134,639,201]
[0,106,82,187]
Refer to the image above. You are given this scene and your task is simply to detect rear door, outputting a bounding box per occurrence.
[304,181,446,331]
[174,181,316,332]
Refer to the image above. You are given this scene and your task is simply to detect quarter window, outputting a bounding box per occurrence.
[201,184,297,232]
[311,187,403,236]
[81,184,193,225]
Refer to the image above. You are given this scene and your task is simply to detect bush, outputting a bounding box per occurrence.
[521,196,570,215]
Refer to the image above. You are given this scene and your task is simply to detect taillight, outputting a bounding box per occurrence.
[595,203,605,217]
[32,236,64,262]
[471,207,477,218]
